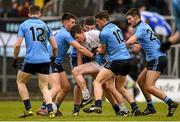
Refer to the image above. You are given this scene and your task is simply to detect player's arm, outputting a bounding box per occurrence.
[70,41,94,58]
[125,35,138,48]
[49,37,58,57]
[13,37,23,59]
[169,31,180,44]
[77,51,83,65]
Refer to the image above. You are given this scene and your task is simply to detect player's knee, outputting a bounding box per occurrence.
[72,67,81,77]
[103,83,113,92]
[93,80,101,87]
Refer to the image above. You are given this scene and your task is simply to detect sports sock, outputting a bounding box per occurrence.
[164,96,173,106]
[23,99,31,111]
[147,100,153,108]
[112,104,120,113]
[47,103,53,113]
[82,89,90,100]
[130,102,138,110]
[41,102,47,109]
[56,103,60,109]
[95,99,102,107]
[74,104,80,111]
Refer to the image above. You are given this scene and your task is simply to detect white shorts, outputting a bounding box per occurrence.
[88,61,103,71]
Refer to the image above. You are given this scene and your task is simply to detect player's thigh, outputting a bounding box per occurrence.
[94,67,114,85]
[73,62,100,75]
[16,70,32,84]
[38,73,49,89]
[48,73,61,88]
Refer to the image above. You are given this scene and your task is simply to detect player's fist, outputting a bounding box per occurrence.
[160,41,172,52]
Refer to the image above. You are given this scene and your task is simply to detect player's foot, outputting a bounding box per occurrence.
[84,105,102,114]
[36,108,48,116]
[143,106,156,115]
[131,107,142,116]
[72,109,79,116]
[19,109,34,118]
[116,110,130,116]
[83,105,95,113]
[167,102,178,117]
[79,97,92,108]
[55,109,63,117]
[72,106,80,116]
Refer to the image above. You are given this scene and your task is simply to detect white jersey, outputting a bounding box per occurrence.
[82,30,100,51]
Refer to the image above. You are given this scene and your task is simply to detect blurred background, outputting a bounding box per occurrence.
[0,0,179,102]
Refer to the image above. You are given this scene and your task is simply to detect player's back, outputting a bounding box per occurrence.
[100,22,130,61]
[134,21,166,61]
[19,18,52,63]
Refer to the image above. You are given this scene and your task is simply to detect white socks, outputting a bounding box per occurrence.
[82,89,90,100]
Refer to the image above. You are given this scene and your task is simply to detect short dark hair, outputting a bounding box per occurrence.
[62,12,76,22]
[29,5,41,15]
[84,17,95,25]
[70,24,82,38]
[125,8,141,18]
[95,10,109,20]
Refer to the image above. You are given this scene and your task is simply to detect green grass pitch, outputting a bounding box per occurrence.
[0,101,179,121]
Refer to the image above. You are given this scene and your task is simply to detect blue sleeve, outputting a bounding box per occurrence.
[18,24,24,38]
[64,32,75,43]
[100,32,107,45]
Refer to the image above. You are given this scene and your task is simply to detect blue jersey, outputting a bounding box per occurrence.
[100,22,131,61]
[48,26,75,64]
[18,17,53,63]
[172,0,180,32]
[134,21,166,61]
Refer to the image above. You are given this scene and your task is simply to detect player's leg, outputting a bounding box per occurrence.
[115,75,141,116]
[16,70,33,118]
[145,70,178,117]
[72,84,81,116]
[38,73,54,117]
[145,56,178,117]
[54,71,71,115]
[37,64,62,116]
[137,68,156,115]
[72,62,99,107]
[89,67,114,113]
[102,82,129,116]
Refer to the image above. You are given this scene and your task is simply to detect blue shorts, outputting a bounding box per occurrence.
[104,59,132,76]
[49,63,64,73]
[146,56,167,73]
[20,62,50,74]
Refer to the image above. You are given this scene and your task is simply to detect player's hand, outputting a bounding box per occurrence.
[160,41,172,52]
[91,48,98,60]
[12,58,18,68]
[50,56,56,64]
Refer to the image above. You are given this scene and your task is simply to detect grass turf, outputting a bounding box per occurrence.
[0,101,179,121]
